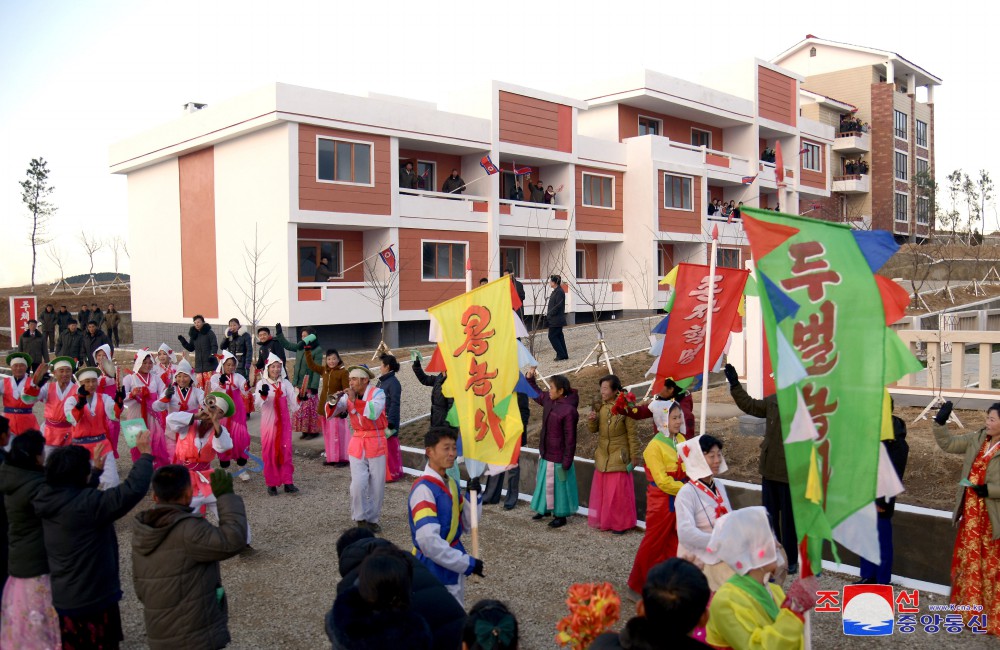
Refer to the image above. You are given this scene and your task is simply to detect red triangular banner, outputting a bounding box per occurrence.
[425,345,447,373]
[509,277,522,312]
[874,275,909,326]
[742,215,800,261]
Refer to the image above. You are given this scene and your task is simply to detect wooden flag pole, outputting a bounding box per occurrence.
[698,227,720,437]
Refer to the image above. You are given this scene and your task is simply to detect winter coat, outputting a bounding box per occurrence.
[377,371,402,430]
[82,328,113,366]
[18,329,49,364]
[528,377,579,469]
[412,360,453,429]
[40,307,58,333]
[103,310,121,330]
[546,285,567,327]
[589,397,640,473]
[77,308,92,327]
[334,537,465,650]
[327,586,432,650]
[56,310,72,332]
[220,329,253,375]
[934,423,1000,539]
[275,330,320,391]
[0,463,47,578]
[530,183,546,203]
[178,324,219,374]
[91,308,104,328]
[304,355,349,417]
[254,336,286,369]
[132,493,248,650]
[441,175,465,194]
[399,168,419,190]
[878,416,908,518]
[57,328,86,362]
[591,618,712,649]
[729,382,786,483]
[33,454,154,611]
[315,263,335,282]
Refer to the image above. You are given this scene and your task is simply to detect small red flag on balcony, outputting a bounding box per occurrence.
[513,161,532,176]
[741,175,757,185]
[378,245,397,272]
[480,155,499,175]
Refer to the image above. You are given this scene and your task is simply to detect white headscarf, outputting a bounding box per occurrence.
[264,352,286,382]
[648,398,686,436]
[94,344,113,366]
[174,359,194,382]
[215,350,236,374]
[157,342,174,358]
[705,506,777,575]
[132,348,155,374]
[678,435,729,481]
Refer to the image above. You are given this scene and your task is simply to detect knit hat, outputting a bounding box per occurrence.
[132,348,155,374]
[347,365,374,380]
[51,356,76,372]
[705,506,777,575]
[205,391,235,418]
[5,353,30,368]
[678,435,728,481]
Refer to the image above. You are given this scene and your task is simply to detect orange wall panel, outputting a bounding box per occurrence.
[577,243,599,278]
[299,124,391,215]
[296,228,365,282]
[757,66,796,126]
[399,149,463,192]
[499,91,571,152]
[398,229,488,311]
[618,104,724,150]
[499,239,541,277]
[658,174,702,235]
[576,166,624,233]
[178,148,218,319]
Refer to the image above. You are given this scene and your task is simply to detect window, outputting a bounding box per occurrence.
[582,173,614,208]
[916,120,928,147]
[917,196,930,225]
[500,247,523,277]
[298,240,343,282]
[416,161,435,192]
[501,171,521,201]
[894,110,908,140]
[663,173,693,211]
[576,250,587,279]
[895,193,908,223]
[916,158,929,178]
[895,151,908,181]
[657,246,672,277]
[317,137,371,184]
[422,242,466,280]
[638,116,661,137]
[801,142,822,172]
[691,128,712,148]
[717,248,740,269]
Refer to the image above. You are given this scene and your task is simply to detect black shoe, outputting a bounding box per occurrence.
[787,563,799,575]
[267,486,278,496]
[336,461,350,467]
[532,512,548,520]
[284,484,300,493]
[367,522,382,534]
[852,576,876,586]
[323,461,336,466]
[549,517,567,528]
[611,529,628,536]
[503,503,517,511]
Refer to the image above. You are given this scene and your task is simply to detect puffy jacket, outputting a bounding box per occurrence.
[132,493,247,650]
[730,382,786,483]
[304,355,349,417]
[412,360,453,429]
[0,462,46,578]
[33,455,153,611]
[55,310,72,332]
[82,328,113,366]
[377,371,402,430]
[18,330,49,364]
[589,398,640,473]
[546,286,567,327]
[40,307,58,333]
[91,309,104,328]
[77,308,92,327]
[334,537,464,650]
[178,324,219,373]
[275,329,320,391]
[528,377,579,469]
[254,336,286,369]
[57,328,86,362]
[441,175,465,194]
[220,329,253,375]
[328,586,431,650]
[103,310,121,329]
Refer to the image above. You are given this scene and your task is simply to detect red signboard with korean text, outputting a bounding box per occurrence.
[9,296,37,339]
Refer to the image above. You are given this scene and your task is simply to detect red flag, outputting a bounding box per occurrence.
[480,155,499,175]
[378,245,397,272]
[425,345,446,373]
[655,264,749,382]
[775,142,785,185]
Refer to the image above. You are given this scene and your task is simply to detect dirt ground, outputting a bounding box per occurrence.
[0,282,131,347]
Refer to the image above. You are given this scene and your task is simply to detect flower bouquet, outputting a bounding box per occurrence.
[555,582,621,648]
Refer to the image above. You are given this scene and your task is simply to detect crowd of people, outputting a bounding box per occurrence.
[1,286,996,647]
[707,200,743,220]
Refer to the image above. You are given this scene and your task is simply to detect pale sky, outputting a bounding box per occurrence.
[1,0,994,288]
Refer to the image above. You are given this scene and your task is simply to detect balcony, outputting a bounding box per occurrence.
[498,199,571,239]
[832,174,870,194]
[398,189,490,222]
[650,138,751,181]
[294,283,386,324]
[758,161,776,186]
[832,130,871,154]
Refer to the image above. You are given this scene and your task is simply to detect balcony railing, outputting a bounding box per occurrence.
[832,174,870,194]
[398,188,490,219]
[833,130,871,154]
[651,138,751,177]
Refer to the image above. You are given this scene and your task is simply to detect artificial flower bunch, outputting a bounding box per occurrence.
[555,582,621,648]
[610,391,638,416]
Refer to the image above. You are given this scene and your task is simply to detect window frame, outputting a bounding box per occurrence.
[316,135,375,187]
[663,172,694,212]
[575,249,587,280]
[716,247,741,269]
[895,150,908,181]
[894,192,909,223]
[638,115,662,137]
[420,240,467,282]
[916,157,929,178]
[916,120,928,148]
[581,171,616,210]
[691,128,712,149]
[416,160,436,192]
[298,239,344,283]
[499,246,525,277]
[894,110,908,140]
[656,246,672,278]
[916,196,930,225]
[801,142,822,172]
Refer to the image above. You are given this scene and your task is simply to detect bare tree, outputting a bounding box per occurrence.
[358,253,400,358]
[21,158,55,292]
[226,224,277,374]
[78,232,103,276]
[45,244,72,294]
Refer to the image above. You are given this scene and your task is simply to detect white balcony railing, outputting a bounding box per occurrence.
[832,131,871,154]
[651,138,751,177]
[758,161,776,185]
[832,174,870,194]
[398,189,490,220]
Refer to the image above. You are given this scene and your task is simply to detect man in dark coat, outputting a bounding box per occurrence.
[331,529,465,650]
[412,357,453,429]
[220,318,254,378]
[546,275,569,361]
[77,306,92,329]
[55,306,72,348]
[82,321,113,366]
[18,319,49,371]
[57,320,86,364]
[177,315,219,387]
[40,304,58,352]
[34,433,154,648]
[724,363,798,573]
[441,169,465,195]
[254,326,286,372]
[90,303,104,329]
[399,162,419,190]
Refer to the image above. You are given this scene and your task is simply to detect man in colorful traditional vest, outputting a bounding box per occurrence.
[331,365,388,533]
[407,427,484,605]
[24,356,78,457]
[1,353,38,435]
[164,391,234,518]
[65,366,125,489]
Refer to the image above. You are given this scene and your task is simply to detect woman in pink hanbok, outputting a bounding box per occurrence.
[152,358,202,464]
[254,353,299,496]
[92,343,122,459]
[210,351,253,481]
[153,342,178,430]
[122,349,168,467]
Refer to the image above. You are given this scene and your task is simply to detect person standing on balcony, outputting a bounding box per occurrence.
[442,169,465,195]
[544,185,557,204]
[529,179,545,203]
[315,257,335,282]
[546,275,569,361]
[400,162,419,190]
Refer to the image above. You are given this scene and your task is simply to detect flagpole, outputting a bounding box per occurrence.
[699,226,720,436]
[446,173,494,195]
[339,247,392,277]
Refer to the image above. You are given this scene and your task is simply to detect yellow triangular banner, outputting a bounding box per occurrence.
[805,445,823,504]
[880,389,894,441]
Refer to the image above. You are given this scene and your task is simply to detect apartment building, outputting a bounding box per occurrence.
[111,59,836,349]
[773,36,942,240]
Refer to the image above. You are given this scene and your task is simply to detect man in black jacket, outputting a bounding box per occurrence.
[330,529,465,650]
[57,320,85,364]
[55,306,72,349]
[177,315,219,388]
[18,320,49,371]
[40,304,58,352]
[546,275,569,361]
[34,431,154,648]
[254,326,285,372]
[77,306,92,329]
[82,321,113,366]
